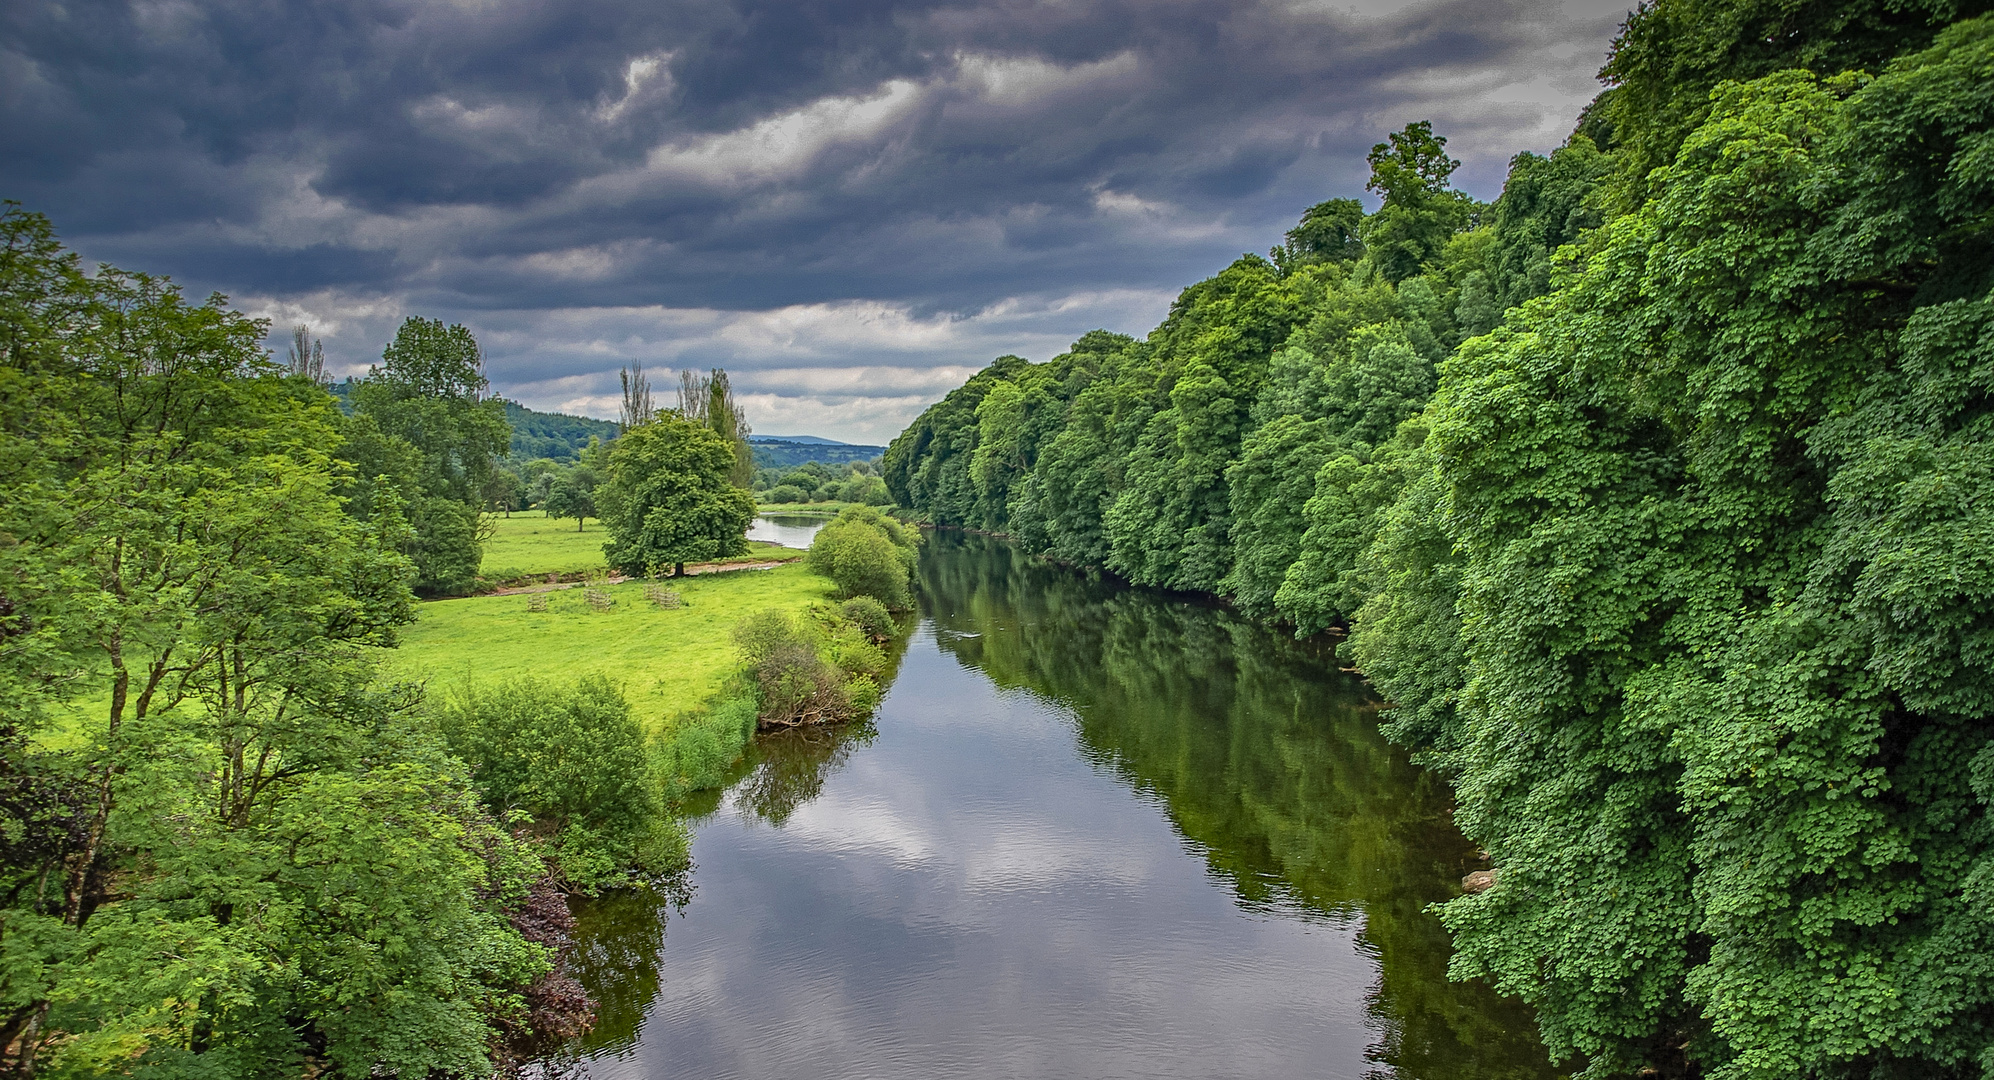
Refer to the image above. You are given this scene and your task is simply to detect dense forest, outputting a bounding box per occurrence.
[885,2,1994,1077]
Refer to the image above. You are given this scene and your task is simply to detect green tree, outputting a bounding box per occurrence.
[807,505,921,610]
[1355,35,1994,1075]
[599,415,756,576]
[541,464,601,531]
[677,367,755,487]
[347,317,511,595]
[436,675,677,893]
[1273,197,1366,272]
[1360,122,1476,283]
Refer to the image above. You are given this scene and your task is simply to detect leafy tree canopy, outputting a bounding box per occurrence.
[599,414,756,576]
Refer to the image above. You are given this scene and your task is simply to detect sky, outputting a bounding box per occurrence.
[3,0,1632,443]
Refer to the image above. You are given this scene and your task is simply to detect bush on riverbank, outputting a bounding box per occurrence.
[732,605,888,727]
[807,505,920,610]
[436,674,686,893]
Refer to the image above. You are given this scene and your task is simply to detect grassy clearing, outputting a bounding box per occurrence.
[389,561,838,728]
[480,510,607,575]
[481,509,796,580]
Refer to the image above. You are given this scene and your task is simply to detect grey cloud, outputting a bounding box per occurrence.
[3,0,1629,439]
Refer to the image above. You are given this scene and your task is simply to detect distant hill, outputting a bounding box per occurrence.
[503,400,618,462]
[751,436,885,469]
[327,381,616,463]
[750,434,849,445]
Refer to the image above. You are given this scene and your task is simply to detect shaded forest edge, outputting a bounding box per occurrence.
[884,5,1994,1078]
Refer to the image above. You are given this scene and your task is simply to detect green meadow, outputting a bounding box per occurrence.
[391,561,838,727]
[481,509,797,578]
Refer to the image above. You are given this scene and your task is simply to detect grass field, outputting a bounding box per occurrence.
[481,510,797,579]
[389,561,838,727]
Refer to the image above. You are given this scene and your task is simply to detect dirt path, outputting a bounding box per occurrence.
[483,558,796,597]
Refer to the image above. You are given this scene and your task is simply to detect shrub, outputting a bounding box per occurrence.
[839,596,894,641]
[731,606,889,727]
[435,674,676,892]
[655,693,759,802]
[806,505,920,609]
[766,484,809,504]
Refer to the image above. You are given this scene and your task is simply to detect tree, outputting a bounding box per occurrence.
[1360,121,1476,283]
[598,415,755,576]
[620,361,656,431]
[676,367,754,487]
[1354,37,1994,1075]
[1274,197,1365,271]
[346,317,511,595]
[542,465,600,531]
[287,323,326,383]
[436,675,676,893]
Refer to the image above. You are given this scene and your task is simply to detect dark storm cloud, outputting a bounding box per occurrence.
[1,0,1627,438]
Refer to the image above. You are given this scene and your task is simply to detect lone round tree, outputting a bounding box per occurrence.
[599,414,756,576]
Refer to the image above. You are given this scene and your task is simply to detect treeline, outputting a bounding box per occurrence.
[749,438,886,470]
[754,460,893,505]
[885,4,1994,1077]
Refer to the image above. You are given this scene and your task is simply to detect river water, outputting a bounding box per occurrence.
[745,513,834,549]
[555,531,1556,1079]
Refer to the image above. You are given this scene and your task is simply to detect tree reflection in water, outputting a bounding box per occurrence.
[917,532,1552,1080]
[540,531,1554,1080]
[734,720,879,825]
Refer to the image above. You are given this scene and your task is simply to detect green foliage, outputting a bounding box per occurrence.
[806,505,921,609]
[599,414,756,576]
[839,595,895,641]
[731,606,889,727]
[1487,138,1613,310]
[1361,121,1480,284]
[436,674,677,893]
[0,206,549,1075]
[1348,28,1994,1075]
[346,316,512,596]
[1273,197,1366,272]
[541,463,601,531]
[1596,0,1990,205]
[503,399,619,462]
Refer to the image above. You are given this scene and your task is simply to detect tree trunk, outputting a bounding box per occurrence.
[675,561,685,577]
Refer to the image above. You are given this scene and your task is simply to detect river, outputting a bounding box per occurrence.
[551,529,1556,1079]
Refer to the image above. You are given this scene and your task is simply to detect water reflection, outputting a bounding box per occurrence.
[555,531,1556,1080]
[918,534,1552,1078]
[732,721,879,825]
[745,514,830,549]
